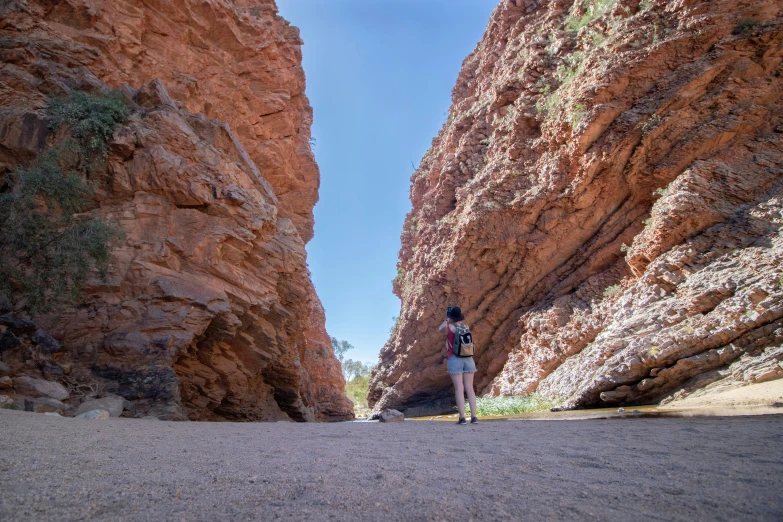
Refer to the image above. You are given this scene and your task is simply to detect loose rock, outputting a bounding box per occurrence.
[0,376,12,389]
[74,395,126,418]
[24,397,65,414]
[379,409,404,422]
[31,328,62,353]
[13,376,69,401]
[75,409,110,420]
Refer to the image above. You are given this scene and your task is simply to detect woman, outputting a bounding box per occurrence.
[439,306,478,425]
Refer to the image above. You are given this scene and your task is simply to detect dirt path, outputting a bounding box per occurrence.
[1,410,781,521]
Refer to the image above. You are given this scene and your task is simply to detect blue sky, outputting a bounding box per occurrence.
[277,0,497,365]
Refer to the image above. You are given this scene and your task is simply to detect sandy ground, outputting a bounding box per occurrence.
[0,410,782,521]
[660,379,783,412]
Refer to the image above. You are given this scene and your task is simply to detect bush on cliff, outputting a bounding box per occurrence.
[48,90,130,158]
[0,90,128,313]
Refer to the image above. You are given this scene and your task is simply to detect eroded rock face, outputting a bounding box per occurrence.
[22,0,319,240]
[371,0,783,414]
[0,1,353,421]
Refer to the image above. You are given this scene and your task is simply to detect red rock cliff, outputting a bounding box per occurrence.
[370,0,783,415]
[0,0,353,421]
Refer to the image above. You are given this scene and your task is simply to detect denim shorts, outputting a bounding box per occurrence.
[447,355,477,375]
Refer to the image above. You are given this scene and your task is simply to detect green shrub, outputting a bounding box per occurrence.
[642,114,662,136]
[733,19,758,35]
[0,149,123,312]
[564,0,618,33]
[0,90,128,313]
[10,148,91,215]
[590,29,606,47]
[48,90,129,157]
[536,90,562,117]
[603,284,622,298]
[569,103,587,129]
[392,267,405,287]
[653,185,670,197]
[475,393,556,416]
[555,51,585,86]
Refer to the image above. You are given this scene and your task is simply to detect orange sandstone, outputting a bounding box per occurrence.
[370,0,783,415]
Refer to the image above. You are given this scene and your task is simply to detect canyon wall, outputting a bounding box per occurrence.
[370,0,783,415]
[0,0,353,420]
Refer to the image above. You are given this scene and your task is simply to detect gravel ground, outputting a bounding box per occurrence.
[1,410,782,521]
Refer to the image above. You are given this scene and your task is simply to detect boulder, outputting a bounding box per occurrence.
[0,331,20,353]
[75,409,110,420]
[0,395,13,408]
[0,314,36,334]
[74,395,125,418]
[24,397,65,414]
[0,376,11,389]
[31,328,62,353]
[13,376,69,401]
[39,360,65,380]
[379,409,404,423]
[0,361,11,376]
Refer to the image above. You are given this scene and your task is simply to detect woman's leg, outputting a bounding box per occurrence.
[451,373,465,418]
[463,372,477,418]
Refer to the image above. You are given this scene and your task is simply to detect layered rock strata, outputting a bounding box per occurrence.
[0,0,352,421]
[371,0,783,414]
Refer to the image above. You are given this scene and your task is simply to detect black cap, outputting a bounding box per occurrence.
[447,306,464,321]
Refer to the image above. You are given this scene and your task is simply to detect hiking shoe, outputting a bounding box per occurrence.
[471,416,479,424]
[457,417,467,425]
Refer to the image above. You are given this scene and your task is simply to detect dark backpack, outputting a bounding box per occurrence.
[453,324,475,358]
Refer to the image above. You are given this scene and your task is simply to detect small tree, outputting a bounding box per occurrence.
[343,360,375,418]
[342,358,373,383]
[330,336,354,364]
[326,335,376,417]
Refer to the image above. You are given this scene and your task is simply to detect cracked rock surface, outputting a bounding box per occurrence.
[371,0,783,414]
[0,0,352,421]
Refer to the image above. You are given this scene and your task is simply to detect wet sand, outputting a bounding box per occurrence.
[1,409,781,521]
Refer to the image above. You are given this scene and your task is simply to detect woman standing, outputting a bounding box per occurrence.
[439,307,478,425]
